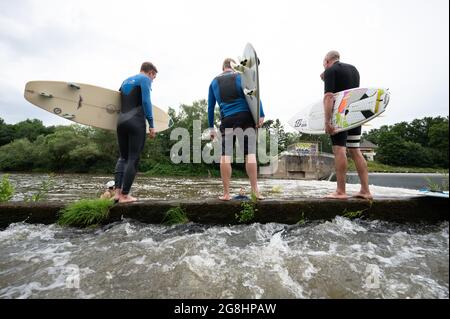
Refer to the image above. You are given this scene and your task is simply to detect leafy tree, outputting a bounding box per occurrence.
[365,116,448,168]
[0,138,36,171]
[428,121,449,150]
[376,131,434,167]
[13,119,54,142]
[0,118,15,146]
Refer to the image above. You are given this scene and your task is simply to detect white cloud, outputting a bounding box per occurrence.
[0,0,448,132]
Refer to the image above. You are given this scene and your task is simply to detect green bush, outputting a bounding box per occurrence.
[0,175,14,202]
[235,193,258,223]
[365,116,448,168]
[0,138,36,171]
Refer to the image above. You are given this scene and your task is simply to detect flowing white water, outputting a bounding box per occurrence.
[0,219,448,299]
[0,173,447,299]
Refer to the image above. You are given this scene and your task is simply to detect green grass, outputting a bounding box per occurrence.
[342,209,364,219]
[425,175,449,192]
[162,206,189,225]
[297,212,307,225]
[57,199,114,228]
[235,193,258,223]
[0,174,14,203]
[348,160,449,174]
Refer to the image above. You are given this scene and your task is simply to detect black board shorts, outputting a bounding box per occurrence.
[220,111,256,156]
[331,125,362,148]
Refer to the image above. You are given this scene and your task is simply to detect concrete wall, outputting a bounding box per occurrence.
[0,197,447,228]
[261,153,335,180]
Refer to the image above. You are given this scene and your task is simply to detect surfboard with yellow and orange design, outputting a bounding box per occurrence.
[289,88,390,135]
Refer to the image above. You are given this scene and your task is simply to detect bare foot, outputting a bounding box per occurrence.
[352,192,373,200]
[119,194,137,203]
[254,193,265,200]
[219,195,232,201]
[325,192,348,199]
[114,189,121,201]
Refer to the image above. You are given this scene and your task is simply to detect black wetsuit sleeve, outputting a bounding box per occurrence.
[324,68,336,93]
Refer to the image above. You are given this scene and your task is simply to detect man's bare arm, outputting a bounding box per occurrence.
[323,92,335,135]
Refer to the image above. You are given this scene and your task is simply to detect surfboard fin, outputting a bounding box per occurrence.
[231,61,247,73]
[39,92,53,98]
[244,88,257,97]
[238,57,254,68]
[68,82,81,90]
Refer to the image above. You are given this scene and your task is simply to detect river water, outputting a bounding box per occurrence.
[4,173,424,202]
[0,173,448,299]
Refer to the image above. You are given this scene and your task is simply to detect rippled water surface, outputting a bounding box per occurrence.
[0,173,448,299]
[5,173,422,202]
[0,219,448,299]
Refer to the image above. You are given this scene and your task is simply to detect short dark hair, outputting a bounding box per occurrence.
[222,58,236,70]
[140,62,158,73]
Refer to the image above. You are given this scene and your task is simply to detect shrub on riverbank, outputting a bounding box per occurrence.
[348,160,449,174]
[0,175,14,202]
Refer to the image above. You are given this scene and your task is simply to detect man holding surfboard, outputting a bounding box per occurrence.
[114,62,158,203]
[322,51,372,200]
[208,58,265,201]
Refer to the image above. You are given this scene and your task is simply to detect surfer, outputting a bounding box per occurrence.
[114,62,158,203]
[232,187,250,200]
[100,180,115,200]
[208,58,265,201]
[322,51,372,200]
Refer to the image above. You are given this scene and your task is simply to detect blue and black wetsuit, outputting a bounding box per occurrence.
[114,73,154,195]
[208,70,265,156]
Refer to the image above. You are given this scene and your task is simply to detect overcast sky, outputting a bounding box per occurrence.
[0,0,448,132]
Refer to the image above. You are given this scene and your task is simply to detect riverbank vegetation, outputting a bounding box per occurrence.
[363,116,448,169]
[0,174,14,202]
[348,160,449,174]
[0,103,448,175]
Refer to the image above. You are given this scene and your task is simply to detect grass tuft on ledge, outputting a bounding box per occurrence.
[58,199,114,228]
[162,206,189,226]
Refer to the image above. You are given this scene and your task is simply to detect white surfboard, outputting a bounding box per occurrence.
[232,43,260,125]
[288,87,390,135]
[24,81,173,133]
[419,189,449,198]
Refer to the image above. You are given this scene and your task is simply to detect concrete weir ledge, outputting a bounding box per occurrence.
[0,196,448,228]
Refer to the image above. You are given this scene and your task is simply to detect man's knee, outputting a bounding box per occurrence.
[348,148,363,159]
[333,146,347,156]
[221,156,232,164]
[246,154,257,164]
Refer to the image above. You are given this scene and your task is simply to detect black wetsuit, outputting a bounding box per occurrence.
[324,61,361,148]
[114,74,154,195]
